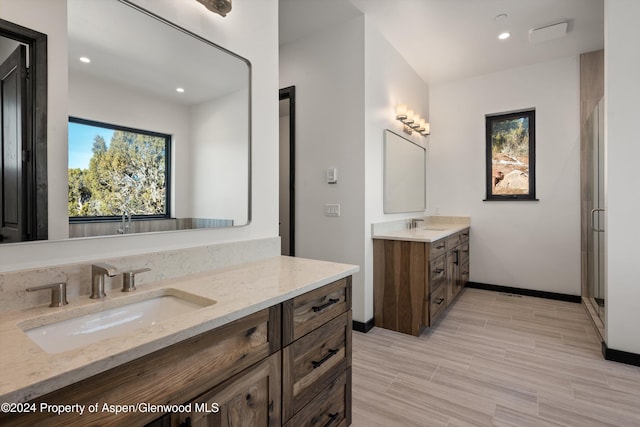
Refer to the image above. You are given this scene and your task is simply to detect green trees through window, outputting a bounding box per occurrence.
[68,118,170,219]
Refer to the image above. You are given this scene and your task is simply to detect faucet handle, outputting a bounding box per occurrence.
[26,283,68,307]
[122,268,151,292]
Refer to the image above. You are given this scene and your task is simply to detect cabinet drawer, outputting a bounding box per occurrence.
[285,368,351,427]
[429,284,447,325]
[283,277,351,345]
[447,232,461,249]
[460,228,470,242]
[283,311,351,420]
[430,239,446,260]
[429,255,446,286]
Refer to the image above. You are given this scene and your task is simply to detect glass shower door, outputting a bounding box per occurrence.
[587,98,605,322]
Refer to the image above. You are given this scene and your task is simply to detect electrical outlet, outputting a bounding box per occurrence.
[324,204,341,217]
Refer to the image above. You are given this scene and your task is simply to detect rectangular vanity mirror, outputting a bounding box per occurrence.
[383,129,426,213]
[66,0,251,238]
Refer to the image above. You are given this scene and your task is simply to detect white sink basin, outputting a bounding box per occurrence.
[21,290,215,354]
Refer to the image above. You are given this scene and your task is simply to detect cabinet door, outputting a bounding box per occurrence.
[174,353,281,427]
[446,250,455,304]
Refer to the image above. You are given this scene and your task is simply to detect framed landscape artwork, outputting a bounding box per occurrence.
[485,109,537,201]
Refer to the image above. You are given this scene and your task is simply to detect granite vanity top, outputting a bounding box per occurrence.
[371,216,470,243]
[0,256,358,403]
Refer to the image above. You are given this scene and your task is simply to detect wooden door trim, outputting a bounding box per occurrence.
[279,86,295,256]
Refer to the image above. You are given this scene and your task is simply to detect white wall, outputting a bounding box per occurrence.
[279,16,366,319]
[280,16,430,323]
[69,70,191,219]
[604,0,640,354]
[363,19,429,322]
[0,0,279,272]
[190,89,249,223]
[429,57,581,295]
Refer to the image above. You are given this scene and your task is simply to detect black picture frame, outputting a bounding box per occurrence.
[484,109,537,201]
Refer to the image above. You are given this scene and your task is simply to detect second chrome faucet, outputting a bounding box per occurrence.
[90,263,118,299]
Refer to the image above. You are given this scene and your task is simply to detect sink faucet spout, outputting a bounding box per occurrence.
[90,263,118,299]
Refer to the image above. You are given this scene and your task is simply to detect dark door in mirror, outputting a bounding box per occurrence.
[0,19,48,243]
[0,45,27,243]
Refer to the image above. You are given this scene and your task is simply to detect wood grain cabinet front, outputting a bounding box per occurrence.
[283,311,352,420]
[284,369,351,427]
[173,352,282,427]
[282,277,350,346]
[282,277,352,424]
[374,228,470,336]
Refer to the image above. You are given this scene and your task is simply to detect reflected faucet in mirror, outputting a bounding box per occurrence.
[117,213,132,235]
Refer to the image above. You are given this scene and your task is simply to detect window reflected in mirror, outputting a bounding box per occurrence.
[68,117,170,221]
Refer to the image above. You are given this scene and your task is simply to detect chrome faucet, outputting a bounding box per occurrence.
[90,263,118,299]
[410,218,424,229]
[117,212,131,234]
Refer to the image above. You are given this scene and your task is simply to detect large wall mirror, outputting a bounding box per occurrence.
[66,0,251,238]
[383,129,426,213]
[1,0,251,246]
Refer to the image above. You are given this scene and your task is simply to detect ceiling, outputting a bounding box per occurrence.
[68,0,248,106]
[279,0,604,85]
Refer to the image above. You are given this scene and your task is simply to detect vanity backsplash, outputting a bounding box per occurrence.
[0,237,279,314]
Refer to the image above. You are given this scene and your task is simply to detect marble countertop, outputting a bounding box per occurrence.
[371,216,470,242]
[0,256,359,403]
[372,224,469,242]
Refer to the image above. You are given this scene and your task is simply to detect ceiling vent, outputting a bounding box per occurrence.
[528,21,568,44]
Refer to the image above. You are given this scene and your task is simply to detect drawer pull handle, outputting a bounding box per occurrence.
[435,297,445,305]
[312,298,339,312]
[323,412,340,427]
[436,244,445,249]
[312,348,339,369]
[435,268,444,274]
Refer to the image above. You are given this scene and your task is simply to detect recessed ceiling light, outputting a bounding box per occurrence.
[176,87,185,93]
[79,56,91,63]
[498,32,511,40]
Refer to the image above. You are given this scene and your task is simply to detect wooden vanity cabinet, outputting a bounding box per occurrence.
[373,228,470,336]
[1,277,353,427]
[0,307,280,427]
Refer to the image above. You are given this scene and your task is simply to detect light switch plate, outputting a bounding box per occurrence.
[324,204,341,217]
[327,168,338,184]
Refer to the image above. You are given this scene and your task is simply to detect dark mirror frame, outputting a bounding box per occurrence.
[484,109,537,202]
[0,18,48,240]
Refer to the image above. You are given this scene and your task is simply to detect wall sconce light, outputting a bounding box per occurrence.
[196,0,232,17]
[396,104,430,137]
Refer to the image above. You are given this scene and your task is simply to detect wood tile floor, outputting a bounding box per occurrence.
[351,288,640,427]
